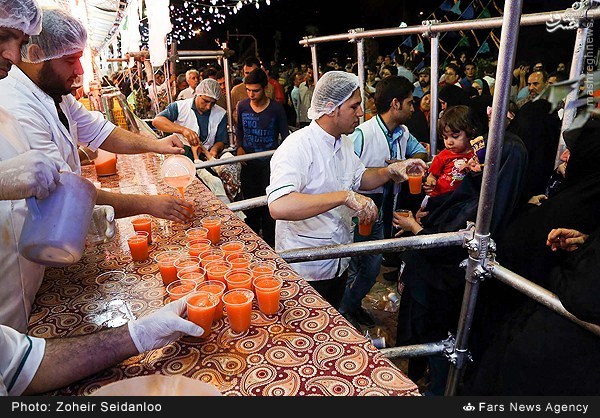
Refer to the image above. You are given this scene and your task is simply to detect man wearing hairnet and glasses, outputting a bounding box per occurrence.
[0,0,205,396]
[0,6,196,331]
[266,71,427,309]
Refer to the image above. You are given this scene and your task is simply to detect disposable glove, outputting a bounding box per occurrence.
[87,205,116,243]
[387,158,427,183]
[0,150,61,200]
[344,191,378,225]
[127,296,204,353]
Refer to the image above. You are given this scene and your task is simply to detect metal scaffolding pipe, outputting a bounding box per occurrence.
[445,0,524,396]
[177,50,226,57]
[310,44,319,84]
[194,150,276,169]
[227,195,267,212]
[278,230,470,263]
[380,341,448,359]
[354,30,366,125]
[489,262,600,337]
[298,9,600,45]
[428,25,440,157]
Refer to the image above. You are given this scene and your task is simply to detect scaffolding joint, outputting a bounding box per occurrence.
[348,28,364,43]
[421,19,440,38]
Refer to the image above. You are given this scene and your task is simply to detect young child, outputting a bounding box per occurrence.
[424,105,480,198]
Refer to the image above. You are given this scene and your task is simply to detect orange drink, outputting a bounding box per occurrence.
[196,280,226,320]
[185,227,209,242]
[204,260,232,284]
[253,275,283,315]
[186,291,219,337]
[199,248,225,267]
[224,268,253,291]
[127,231,149,261]
[177,265,206,284]
[396,209,411,217]
[222,289,254,333]
[249,261,276,279]
[166,279,197,301]
[201,216,221,244]
[94,149,117,176]
[226,252,253,270]
[358,220,374,236]
[186,238,212,257]
[131,215,153,244]
[406,165,424,195]
[154,251,181,285]
[219,240,245,258]
[174,255,200,276]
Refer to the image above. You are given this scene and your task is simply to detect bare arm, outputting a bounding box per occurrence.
[96,189,193,223]
[269,191,348,221]
[23,325,136,395]
[360,167,393,191]
[100,126,186,155]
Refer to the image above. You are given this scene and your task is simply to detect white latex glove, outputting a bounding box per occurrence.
[387,158,428,183]
[127,296,204,353]
[0,150,61,200]
[87,205,116,243]
[344,191,378,225]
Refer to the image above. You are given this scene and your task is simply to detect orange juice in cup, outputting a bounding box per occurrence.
[222,289,254,333]
[220,240,245,258]
[406,165,424,195]
[186,238,212,258]
[201,216,221,245]
[127,231,149,261]
[253,275,283,315]
[185,227,209,242]
[199,248,225,267]
[186,291,219,337]
[131,215,153,244]
[224,268,253,291]
[177,265,206,284]
[174,255,200,276]
[204,260,232,284]
[226,252,253,270]
[196,280,226,320]
[166,279,197,301]
[358,220,374,236]
[249,261,276,279]
[154,251,181,285]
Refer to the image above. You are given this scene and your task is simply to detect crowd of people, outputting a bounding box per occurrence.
[1,0,599,397]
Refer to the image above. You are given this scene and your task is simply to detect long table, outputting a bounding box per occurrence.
[28,153,419,396]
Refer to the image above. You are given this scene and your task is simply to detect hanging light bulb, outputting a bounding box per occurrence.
[266,0,270,4]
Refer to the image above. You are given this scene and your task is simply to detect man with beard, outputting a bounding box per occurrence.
[267,71,427,309]
[412,67,431,99]
[0,7,194,331]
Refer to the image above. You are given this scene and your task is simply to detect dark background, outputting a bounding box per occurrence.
[172,0,593,70]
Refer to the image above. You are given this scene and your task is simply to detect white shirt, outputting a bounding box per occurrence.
[0,324,45,396]
[1,66,115,173]
[176,87,195,101]
[266,121,366,281]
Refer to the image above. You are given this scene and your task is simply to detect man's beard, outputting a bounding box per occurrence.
[38,60,71,99]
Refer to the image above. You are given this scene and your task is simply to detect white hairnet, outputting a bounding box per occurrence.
[0,0,42,36]
[307,71,360,120]
[195,78,221,100]
[21,7,87,63]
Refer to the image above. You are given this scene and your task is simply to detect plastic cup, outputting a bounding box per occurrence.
[166,279,197,301]
[204,260,232,284]
[174,255,200,276]
[196,280,226,320]
[201,216,222,245]
[95,270,126,297]
[186,291,219,337]
[396,209,411,218]
[127,231,149,261]
[249,261,276,280]
[222,289,254,333]
[226,252,254,270]
[224,268,253,291]
[131,215,153,244]
[253,275,283,315]
[219,240,246,258]
[186,238,212,258]
[199,248,225,267]
[177,265,206,284]
[358,221,374,236]
[154,251,181,285]
[185,227,209,242]
[407,165,424,195]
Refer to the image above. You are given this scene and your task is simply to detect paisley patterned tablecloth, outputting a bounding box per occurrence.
[29,153,419,396]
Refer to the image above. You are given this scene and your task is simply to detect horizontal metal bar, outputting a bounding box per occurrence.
[299,9,600,45]
[489,261,600,337]
[278,230,471,263]
[177,50,226,57]
[195,150,275,169]
[226,196,267,212]
[380,341,447,359]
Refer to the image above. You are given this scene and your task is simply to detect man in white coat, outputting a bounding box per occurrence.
[0,6,194,331]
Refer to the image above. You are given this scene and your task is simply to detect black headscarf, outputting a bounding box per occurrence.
[438,84,469,108]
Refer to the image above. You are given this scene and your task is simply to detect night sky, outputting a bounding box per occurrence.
[176,0,587,69]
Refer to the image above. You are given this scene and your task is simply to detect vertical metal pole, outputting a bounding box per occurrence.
[311,44,319,84]
[354,30,366,124]
[555,24,590,166]
[444,0,524,396]
[427,22,440,158]
[222,42,235,148]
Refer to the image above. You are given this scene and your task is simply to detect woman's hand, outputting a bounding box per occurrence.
[393,210,423,236]
[546,228,589,252]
